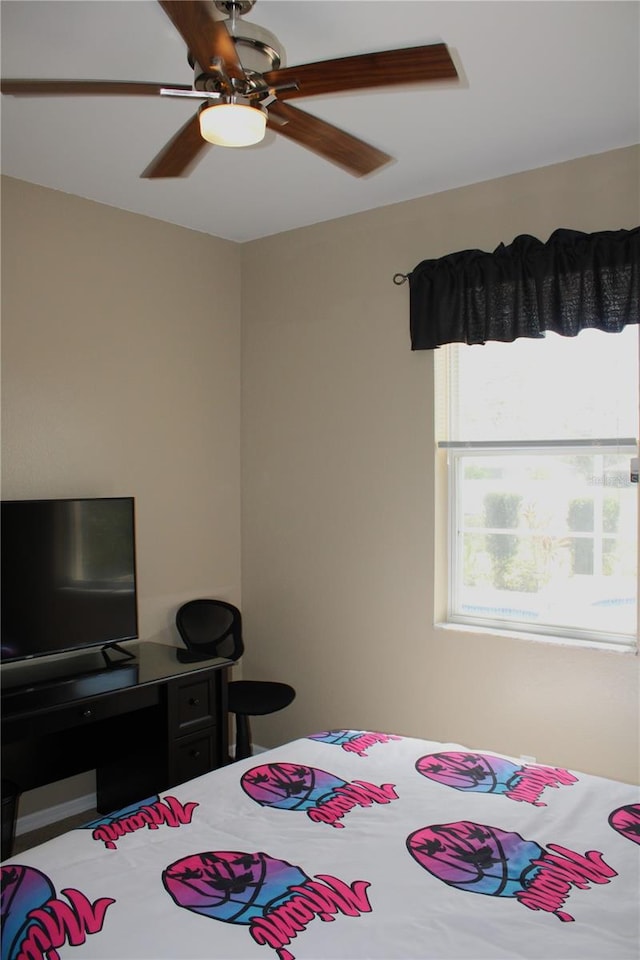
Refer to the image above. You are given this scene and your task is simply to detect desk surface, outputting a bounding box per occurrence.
[1,642,231,718]
[137,641,231,684]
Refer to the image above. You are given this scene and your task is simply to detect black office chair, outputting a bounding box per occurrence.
[175,599,295,761]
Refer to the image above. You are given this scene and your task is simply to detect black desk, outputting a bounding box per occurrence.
[1,642,230,819]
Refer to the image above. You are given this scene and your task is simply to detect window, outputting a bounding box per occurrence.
[436,326,639,649]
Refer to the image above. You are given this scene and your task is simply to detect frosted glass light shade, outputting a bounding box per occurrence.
[199,102,267,147]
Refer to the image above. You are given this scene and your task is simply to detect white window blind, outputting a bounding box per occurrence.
[437,326,639,648]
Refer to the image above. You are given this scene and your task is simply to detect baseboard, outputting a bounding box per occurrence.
[15,748,269,834]
[16,793,97,837]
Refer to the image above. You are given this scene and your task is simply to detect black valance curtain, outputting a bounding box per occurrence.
[409,227,640,350]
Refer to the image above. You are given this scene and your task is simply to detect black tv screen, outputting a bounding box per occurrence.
[1,497,138,663]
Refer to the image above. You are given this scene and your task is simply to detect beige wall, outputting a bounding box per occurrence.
[1,176,242,815]
[241,146,640,784]
[2,148,638,829]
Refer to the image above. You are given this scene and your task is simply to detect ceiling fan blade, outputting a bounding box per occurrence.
[267,101,391,177]
[142,112,209,178]
[0,79,191,96]
[264,43,457,101]
[158,0,245,80]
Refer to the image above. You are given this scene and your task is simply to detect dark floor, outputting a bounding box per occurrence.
[12,808,99,855]
[10,754,239,857]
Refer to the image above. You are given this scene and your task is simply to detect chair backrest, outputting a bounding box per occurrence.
[175,599,244,662]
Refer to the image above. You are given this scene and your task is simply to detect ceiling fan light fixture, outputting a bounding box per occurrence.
[198,98,267,147]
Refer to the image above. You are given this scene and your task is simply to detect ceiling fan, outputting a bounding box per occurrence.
[0,0,459,179]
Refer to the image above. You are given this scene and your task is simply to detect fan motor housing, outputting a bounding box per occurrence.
[212,1,285,73]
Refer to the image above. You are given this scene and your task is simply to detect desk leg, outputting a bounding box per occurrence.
[1,780,20,860]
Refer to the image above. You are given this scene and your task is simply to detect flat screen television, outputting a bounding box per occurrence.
[1,497,138,664]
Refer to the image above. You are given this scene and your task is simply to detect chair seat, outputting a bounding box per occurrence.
[228,680,295,717]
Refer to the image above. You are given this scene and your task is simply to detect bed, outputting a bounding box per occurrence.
[2,730,639,960]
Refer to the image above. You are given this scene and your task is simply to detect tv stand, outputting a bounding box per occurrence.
[1,642,231,850]
[101,641,137,668]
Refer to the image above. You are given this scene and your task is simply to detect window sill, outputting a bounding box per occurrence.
[434,620,638,655]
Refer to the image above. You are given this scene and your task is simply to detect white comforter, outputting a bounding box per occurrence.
[2,730,639,959]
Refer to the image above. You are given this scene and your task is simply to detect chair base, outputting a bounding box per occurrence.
[235,714,252,761]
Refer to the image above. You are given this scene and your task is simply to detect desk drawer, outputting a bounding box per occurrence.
[168,676,216,735]
[171,731,216,786]
[2,683,159,742]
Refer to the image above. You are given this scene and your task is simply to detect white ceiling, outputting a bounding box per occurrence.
[1,0,638,243]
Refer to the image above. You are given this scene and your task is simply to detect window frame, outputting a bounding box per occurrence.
[435,336,639,652]
[443,440,638,649]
